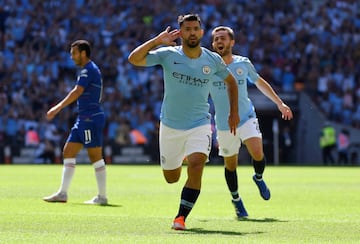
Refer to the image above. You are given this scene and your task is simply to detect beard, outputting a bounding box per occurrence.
[184,38,201,48]
[216,45,231,57]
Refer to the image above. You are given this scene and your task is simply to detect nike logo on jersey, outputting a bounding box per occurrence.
[173,61,183,64]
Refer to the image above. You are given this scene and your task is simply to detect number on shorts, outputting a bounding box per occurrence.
[84,129,92,144]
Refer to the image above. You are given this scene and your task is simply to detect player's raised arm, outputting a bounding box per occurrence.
[223,73,240,135]
[128,27,180,66]
[255,76,293,120]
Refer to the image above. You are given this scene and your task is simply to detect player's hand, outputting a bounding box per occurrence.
[46,105,62,121]
[278,103,293,120]
[228,113,240,135]
[156,26,180,46]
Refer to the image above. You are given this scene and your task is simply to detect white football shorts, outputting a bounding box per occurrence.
[159,122,212,170]
[217,117,262,157]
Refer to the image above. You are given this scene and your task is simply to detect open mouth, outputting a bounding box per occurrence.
[216,45,224,51]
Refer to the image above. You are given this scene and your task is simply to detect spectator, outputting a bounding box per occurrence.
[337,128,350,165]
[0,0,359,159]
[280,126,293,163]
[129,129,147,145]
[281,65,295,92]
[4,109,19,147]
[25,126,40,147]
[319,122,336,165]
[35,139,55,164]
[115,118,131,146]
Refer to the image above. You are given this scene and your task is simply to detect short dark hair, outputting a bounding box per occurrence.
[211,26,235,40]
[177,14,201,27]
[71,40,91,57]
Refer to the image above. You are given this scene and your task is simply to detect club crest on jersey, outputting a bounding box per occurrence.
[202,65,211,74]
[80,68,88,78]
[236,68,243,76]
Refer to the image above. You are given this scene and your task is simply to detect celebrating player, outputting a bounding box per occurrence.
[128,14,239,230]
[210,26,293,217]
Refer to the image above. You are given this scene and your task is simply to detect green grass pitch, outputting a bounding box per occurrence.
[0,164,359,243]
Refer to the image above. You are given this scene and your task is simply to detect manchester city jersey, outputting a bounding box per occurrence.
[146,46,231,130]
[76,61,104,118]
[210,55,259,130]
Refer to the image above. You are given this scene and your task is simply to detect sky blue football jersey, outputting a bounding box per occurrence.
[210,55,259,130]
[146,46,231,130]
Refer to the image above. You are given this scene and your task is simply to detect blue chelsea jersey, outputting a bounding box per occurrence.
[76,61,104,117]
[146,46,231,130]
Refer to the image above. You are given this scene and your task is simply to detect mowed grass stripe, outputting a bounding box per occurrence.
[0,164,359,244]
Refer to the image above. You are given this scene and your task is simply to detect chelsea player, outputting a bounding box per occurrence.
[43,40,108,205]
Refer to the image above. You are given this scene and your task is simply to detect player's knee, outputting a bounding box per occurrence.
[163,169,181,183]
[188,162,205,174]
[165,177,179,184]
[164,174,180,183]
[224,155,238,171]
[252,153,264,162]
[225,164,237,171]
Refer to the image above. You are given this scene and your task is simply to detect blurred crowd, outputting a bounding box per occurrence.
[0,0,359,158]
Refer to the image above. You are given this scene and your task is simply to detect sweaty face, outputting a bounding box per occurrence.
[212,30,233,57]
[180,21,203,48]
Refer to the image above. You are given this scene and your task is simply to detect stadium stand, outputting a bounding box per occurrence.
[0,0,359,164]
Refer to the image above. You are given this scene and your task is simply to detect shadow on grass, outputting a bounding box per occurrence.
[198,217,287,223]
[236,217,287,223]
[178,228,263,236]
[173,218,286,236]
[72,203,123,207]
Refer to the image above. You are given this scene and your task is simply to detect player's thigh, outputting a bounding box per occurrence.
[184,124,211,187]
[82,122,104,162]
[240,120,263,160]
[243,137,263,160]
[184,124,212,161]
[159,123,186,170]
[63,142,83,158]
[238,118,262,142]
[87,147,103,163]
[187,152,207,176]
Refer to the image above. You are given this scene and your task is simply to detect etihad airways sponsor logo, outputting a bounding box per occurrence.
[172,72,210,87]
[212,79,246,89]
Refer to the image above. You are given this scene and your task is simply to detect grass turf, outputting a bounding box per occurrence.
[0,164,359,243]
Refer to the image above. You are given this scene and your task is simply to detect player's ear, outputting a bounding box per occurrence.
[81,50,87,58]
